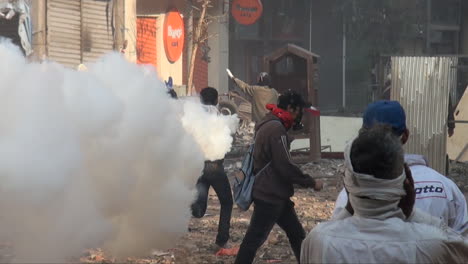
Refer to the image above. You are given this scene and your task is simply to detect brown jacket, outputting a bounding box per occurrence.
[252,113,316,204]
[233,78,279,123]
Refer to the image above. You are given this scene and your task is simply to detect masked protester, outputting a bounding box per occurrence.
[333,100,468,234]
[191,87,233,252]
[229,72,279,123]
[165,77,178,99]
[234,90,323,264]
[301,125,468,263]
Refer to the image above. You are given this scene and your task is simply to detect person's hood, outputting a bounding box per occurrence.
[255,113,282,133]
[404,154,428,167]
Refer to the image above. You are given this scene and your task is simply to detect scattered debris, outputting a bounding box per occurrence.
[152,250,171,257]
[235,122,255,145]
[215,247,239,256]
[266,260,282,263]
[80,249,109,263]
[226,122,254,159]
[1,137,466,264]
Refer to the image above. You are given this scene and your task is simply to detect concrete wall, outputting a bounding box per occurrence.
[137,0,186,15]
[461,2,468,54]
[135,0,227,90]
[309,0,343,112]
[207,2,229,93]
[135,0,185,85]
[155,14,183,85]
[400,38,426,55]
[124,0,137,63]
[134,0,228,89]
[291,116,362,152]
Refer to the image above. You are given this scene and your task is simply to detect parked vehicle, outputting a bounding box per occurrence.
[219,91,252,129]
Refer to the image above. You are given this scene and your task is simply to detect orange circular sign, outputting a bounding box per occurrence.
[163,9,185,63]
[232,0,263,25]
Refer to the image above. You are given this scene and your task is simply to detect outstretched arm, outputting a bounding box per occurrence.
[232,77,257,97]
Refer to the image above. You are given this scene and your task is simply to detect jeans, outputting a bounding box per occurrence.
[191,160,233,247]
[235,199,306,264]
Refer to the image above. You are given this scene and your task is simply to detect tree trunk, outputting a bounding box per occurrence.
[187,44,199,95]
[187,0,210,95]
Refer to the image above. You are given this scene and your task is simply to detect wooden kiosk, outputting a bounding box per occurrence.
[264,44,321,162]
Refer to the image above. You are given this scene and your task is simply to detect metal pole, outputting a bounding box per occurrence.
[426,0,431,53]
[342,19,346,110]
[309,1,312,52]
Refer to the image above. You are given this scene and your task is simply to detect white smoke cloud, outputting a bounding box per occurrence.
[0,41,234,262]
[181,100,239,161]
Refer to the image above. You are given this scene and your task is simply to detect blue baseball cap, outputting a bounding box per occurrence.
[363,100,407,135]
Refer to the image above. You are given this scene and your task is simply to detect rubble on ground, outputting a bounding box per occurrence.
[226,123,254,159]
[79,248,176,264]
[4,155,467,264]
[131,158,467,264]
[235,122,255,146]
[76,155,342,264]
[448,161,468,195]
[5,130,468,264]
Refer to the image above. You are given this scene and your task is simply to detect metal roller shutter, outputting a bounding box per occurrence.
[47,0,82,67]
[82,0,114,63]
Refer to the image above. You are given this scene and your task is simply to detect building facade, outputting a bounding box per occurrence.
[29,0,125,68]
[229,0,468,113]
[1,0,230,96]
[135,0,229,95]
[2,0,467,107]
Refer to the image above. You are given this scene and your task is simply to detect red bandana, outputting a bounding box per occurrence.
[266,104,294,129]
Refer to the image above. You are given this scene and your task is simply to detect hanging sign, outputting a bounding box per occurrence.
[163,9,185,63]
[232,0,263,25]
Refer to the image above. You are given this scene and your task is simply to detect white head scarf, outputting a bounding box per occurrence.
[344,140,407,220]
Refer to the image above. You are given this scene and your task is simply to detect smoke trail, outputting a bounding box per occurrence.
[0,41,236,262]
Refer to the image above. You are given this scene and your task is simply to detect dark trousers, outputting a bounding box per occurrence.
[191,160,233,247]
[235,199,306,264]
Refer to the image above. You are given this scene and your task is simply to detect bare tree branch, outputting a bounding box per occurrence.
[187,0,212,95]
[198,33,218,44]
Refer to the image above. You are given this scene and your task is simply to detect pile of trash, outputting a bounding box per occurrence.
[234,122,255,145]
[226,122,255,159]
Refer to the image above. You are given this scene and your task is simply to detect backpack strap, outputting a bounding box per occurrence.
[251,119,282,173]
[253,119,283,142]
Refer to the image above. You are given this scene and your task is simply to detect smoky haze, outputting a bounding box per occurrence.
[0,41,236,262]
[181,100,239,161]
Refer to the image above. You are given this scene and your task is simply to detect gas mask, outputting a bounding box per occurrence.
[292,109,304,131]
